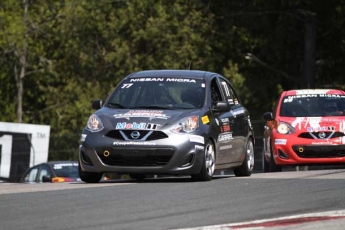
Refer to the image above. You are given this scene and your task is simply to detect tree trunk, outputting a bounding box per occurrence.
[16,0,29,123]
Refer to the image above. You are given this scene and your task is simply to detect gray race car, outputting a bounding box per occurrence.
[79,70,255,182]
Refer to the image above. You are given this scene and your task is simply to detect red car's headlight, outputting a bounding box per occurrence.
[277,122,295,134]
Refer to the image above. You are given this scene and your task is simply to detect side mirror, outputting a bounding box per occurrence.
[263,112,274,121]
[212,101,230,112]
[42,175,52,183]
[92,99,103,110]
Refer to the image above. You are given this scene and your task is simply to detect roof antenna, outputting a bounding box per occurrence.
[188,61,193,70]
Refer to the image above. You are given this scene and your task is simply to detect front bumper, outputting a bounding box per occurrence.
[272,134,345,165]
[79,130,205,175]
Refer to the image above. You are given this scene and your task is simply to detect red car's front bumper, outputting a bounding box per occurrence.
[272,133,345,165]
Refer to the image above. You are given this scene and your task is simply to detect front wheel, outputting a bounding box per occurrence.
[234,138,255,177]
[269,147,282,172]
[191,140,215,181]
[78,163,103,183]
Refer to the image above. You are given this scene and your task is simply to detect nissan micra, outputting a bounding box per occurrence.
[79,70,255,182]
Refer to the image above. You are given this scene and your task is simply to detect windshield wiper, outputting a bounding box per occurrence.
[106,102,128,109]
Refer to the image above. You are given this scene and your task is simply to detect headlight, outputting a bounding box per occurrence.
[86,114,104,132]
[277,122,295,134]
[170,116,199,133]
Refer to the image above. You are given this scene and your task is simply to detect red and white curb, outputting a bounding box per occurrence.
[176,210,345,229]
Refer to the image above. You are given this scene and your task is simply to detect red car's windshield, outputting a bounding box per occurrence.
[280,95,345,117]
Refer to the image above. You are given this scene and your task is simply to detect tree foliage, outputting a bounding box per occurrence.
[0,0,344,160]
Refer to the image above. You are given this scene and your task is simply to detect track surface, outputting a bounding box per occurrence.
[1,169,345,230]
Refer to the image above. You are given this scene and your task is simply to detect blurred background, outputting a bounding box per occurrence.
[0,0,344,166]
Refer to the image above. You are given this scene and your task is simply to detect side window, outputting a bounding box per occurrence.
[210,79,223,105]
[24,167,39,183]
[218,78,238,106]
[38,165,53,182]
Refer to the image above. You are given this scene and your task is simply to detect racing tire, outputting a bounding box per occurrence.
[269,148,282,172]
[262,149,271,173]
[234,138,255,177]
[129,174,146,181]
[78,163,103,183]
[191,140,215,181]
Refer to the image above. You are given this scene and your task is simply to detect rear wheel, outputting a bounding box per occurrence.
[191,140,215,181]
[234,138,255,177]
[78,163,103,183]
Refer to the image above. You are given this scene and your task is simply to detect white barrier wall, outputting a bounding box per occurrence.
[0,122,50,182]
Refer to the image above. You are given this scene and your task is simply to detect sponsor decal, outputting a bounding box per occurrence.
[292,117,323,130]
[115,122,159,130]
[218,133,233,142]
[307,126,335,132]
[320,94,344,98]
[129,78,197,83]
[201,115,210,124]
[80,134,87,142]
[113,141,156,146]
[220,124,231,132]
[114,110,170,120]
[215,118,219,126]
[189,135,205,144]
[275,139,287,145]
[311,142,334,145]
[221,118,229,122]
[220,145,232,150]
[130,78,164,82]
[295,89,330,95]
[166,78,196,83]
[285,93,345,102]
[195,145,204,150]
[53,162,78,170]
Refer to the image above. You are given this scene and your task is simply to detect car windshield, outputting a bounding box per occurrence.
[280,94,345,117]
[106,77,206,109]
[52,162,79,178]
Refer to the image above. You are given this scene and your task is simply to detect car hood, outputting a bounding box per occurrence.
[279,116,345,132]
[96,108,200,130]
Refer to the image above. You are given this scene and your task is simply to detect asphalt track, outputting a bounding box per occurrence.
[1,169,345,230]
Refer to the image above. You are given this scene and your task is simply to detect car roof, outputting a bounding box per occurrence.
[126,70,217,79]
[46,161,78,166]
[282,89,345,96]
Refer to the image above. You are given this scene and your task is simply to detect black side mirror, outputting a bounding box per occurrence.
[42,175,52,183]
[212,101,230,112]
[92,99,103,110]
[263,112,274,121]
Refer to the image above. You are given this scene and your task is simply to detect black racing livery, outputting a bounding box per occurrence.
[79,70,255,182]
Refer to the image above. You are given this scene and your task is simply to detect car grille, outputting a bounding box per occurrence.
[96,147,175,166]
[293,145,345,158]
[105,130,168,141]
[298,132,345,139]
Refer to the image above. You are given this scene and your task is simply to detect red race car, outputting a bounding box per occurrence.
[262,89,345,172]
